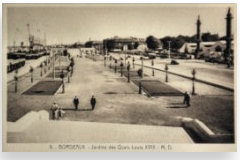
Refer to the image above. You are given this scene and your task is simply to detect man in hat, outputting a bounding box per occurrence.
[50,102,58,120]
[90,95,97,110]
[183,92,191,107]
[73,96,79,110]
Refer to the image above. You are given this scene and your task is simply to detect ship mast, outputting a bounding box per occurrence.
[27,24,33,50]
[13,28,19,52]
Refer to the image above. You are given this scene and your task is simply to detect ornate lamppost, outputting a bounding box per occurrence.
[40,63,43,77]
[48,57,51,70]
[60,70,65,93]
[192,69,196,95]
[104,55,106,67]
[53,50,55,79]
[127,61,130,83]
[114,59,117,73]
[70,58,74,76]
[109,56,112,68]
[137,69,143,94]
[67,66,71,83]
[152,59,155,76]
[120,61,124,77]
[14,70,18,93]
[132,57,135,69]
[46,55,48,71]
[29,66,34,83]
[140,57,144,78]
[44,60,47,74]
[165,64,168,82]
[91,51,94,61]
[124,51,127,66]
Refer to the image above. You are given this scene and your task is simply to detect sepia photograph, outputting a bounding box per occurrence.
[1,3,237,152]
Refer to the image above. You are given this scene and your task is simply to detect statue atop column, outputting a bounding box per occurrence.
[195,15,201,58]
[225,8,233,67]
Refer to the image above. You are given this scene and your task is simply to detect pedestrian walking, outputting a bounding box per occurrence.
[73,96,79,110]
[90,95,96,110]
[50,102,58,120]
[183,92,191,107]
[127,62,130,71]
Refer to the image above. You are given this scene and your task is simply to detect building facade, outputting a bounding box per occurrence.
[103,36,146,52]
[178,41,234,58]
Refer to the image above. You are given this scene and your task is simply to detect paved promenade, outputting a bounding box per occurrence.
[57,54,233,134]
[7,51,234,135]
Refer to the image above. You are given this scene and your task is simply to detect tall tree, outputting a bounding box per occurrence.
[201,32,219,41]
[146,35,161,50]
[134,42,140,49]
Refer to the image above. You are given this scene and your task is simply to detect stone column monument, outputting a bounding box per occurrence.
[195,15,201,58]
[225,8,233,65]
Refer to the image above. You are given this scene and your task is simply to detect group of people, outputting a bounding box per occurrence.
[50,91,189,120]
[50,95,97,120]
[50,102,65,120]
[73,95,96,110]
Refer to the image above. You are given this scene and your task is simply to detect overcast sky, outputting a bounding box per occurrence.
[6,4,235,46]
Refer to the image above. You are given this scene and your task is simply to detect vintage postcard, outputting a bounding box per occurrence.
[2,3,237,152]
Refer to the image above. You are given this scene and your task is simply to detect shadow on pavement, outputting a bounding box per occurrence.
[62,108,93,111]
[170,102,184,105]
[166,106,188,109]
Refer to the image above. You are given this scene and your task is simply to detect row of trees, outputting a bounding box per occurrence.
[70,32,227,51]
[105,32,223,51]
[145,32,227,51]
[160,32,225,50]
[69,42,85,48]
